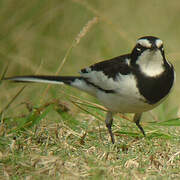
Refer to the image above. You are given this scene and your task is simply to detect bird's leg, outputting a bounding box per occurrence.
[133,113,145,136]
[105,111,115,144]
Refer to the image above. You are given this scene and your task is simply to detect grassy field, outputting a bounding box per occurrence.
[1,0,180,179]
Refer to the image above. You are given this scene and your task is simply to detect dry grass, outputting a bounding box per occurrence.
[0,95,180,179]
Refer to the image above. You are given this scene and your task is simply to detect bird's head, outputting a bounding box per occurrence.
[130,36,166,77]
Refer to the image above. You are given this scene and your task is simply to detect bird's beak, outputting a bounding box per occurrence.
[151,43,158,50]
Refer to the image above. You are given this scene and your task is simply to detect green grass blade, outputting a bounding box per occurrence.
[148,118,180,126]
[11,105,53,132]
[0,86,26,115]
[0,64,9,82]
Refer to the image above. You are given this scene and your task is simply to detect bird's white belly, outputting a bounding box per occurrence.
[97,92,155,113]
[96,73,156,113]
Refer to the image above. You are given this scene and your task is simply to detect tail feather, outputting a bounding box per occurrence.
[4,75,97,96]
[4,75,81,85]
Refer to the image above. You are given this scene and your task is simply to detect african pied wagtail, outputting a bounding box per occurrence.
[5,36,175,144]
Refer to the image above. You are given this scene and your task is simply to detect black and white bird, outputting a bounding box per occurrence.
[5,36,175,143]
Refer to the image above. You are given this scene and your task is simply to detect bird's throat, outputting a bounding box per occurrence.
[137,50,165,77]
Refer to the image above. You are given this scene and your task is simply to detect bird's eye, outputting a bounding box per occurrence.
[136,44,142,52]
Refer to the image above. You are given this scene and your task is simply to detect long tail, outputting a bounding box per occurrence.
[4,75,97,95]
[4,75,81,85]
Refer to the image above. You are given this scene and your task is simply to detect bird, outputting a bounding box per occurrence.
[4,36,175,144]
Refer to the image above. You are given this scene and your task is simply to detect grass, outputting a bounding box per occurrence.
[1,0,180,179]
[1,98,180,179]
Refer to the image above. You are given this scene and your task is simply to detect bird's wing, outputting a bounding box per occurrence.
[80,54,132,91]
